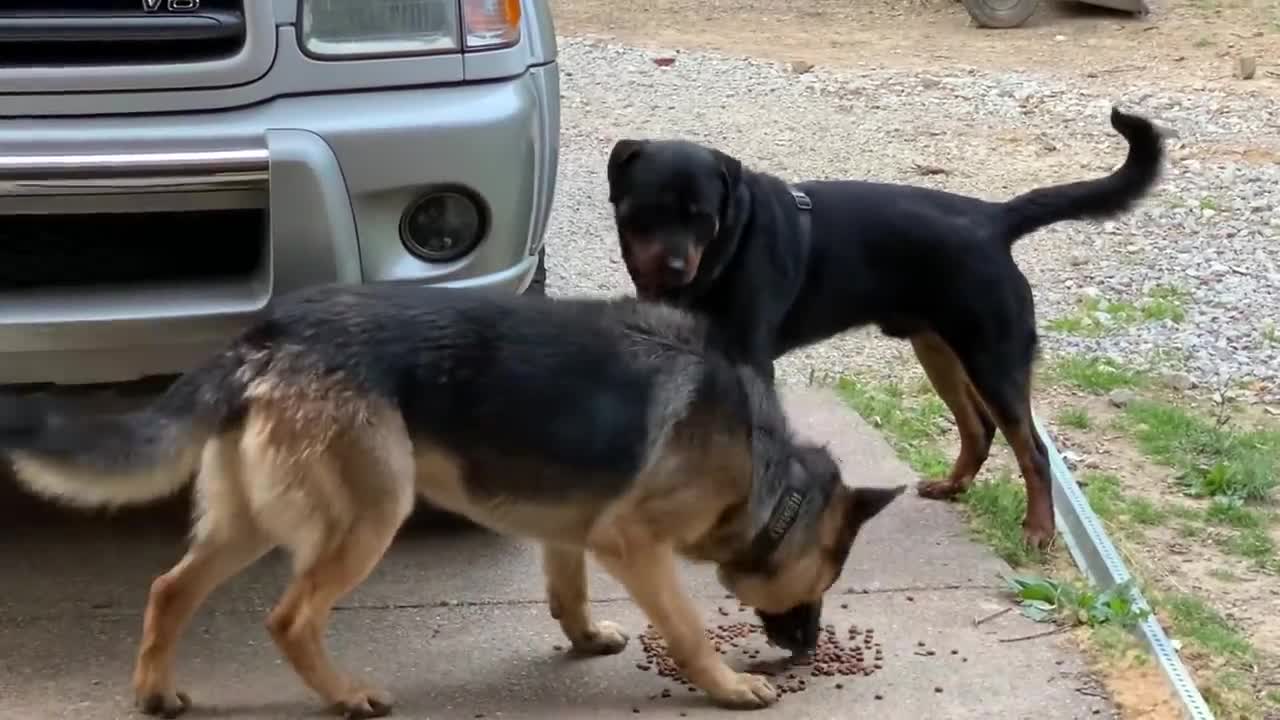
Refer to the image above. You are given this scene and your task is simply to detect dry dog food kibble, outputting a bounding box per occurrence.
[636,618,887,697]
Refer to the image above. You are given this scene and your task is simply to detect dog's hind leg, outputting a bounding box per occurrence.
[911,333,997,500]
[960,350,1056,551]
[542,543,629,656]
[133,435,272,718]
[252,408,415,719]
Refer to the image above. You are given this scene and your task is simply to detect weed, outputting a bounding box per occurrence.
[1140,285,1189,323]
[1207,567,1243,583]
[1262,321,1279,346]
[1057,406,1092,430]
[1048,355,1149,395]
[1126,497,1167,526]
[1199,194,1219,208]
[1205,497,1265,529]
[1004,574,1150,628]
[1223,527,1278,570]
[836,377,951,478]
[958,472,1045,568]
[1049,287,1189,337]
[1123,400,1280,503]
[1177,522,1204,539]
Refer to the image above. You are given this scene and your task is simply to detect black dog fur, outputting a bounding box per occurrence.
[606,107,1166,548]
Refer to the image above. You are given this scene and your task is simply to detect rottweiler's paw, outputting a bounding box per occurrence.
[1022,523,1056,552]
[137,690,191,718]
[710,672,779,710]
[916,477,964,501]
[572,620,630,656]
[336,686,393,719]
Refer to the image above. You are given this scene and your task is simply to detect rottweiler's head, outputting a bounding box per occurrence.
[606,139,743,300]
[716,445,906,655]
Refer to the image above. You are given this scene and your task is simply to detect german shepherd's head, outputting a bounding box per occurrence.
[717,444,904,654]
[606,138,744,301]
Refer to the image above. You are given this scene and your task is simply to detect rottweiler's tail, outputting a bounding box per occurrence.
[0,354,246,510]
[998,107,1165,245]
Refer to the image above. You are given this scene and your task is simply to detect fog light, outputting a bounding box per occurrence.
[399,189,486,263]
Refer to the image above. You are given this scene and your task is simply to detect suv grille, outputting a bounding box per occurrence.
[0,209,267,292]
[0,0,246,67]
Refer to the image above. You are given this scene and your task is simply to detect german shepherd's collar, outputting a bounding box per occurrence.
[1,283,904,718]
[748,482,810,567]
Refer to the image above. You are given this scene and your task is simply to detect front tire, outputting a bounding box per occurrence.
[961,0,1040,28]
[525,245,548,296]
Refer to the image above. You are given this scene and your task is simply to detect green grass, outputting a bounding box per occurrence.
[1047,355,1149,395]
[1157,591,1266,717]
[958,472,1046,568]
[1047,287,1188,337]
[1057,406,1093,430]
[1161,593,1253,661]
[836,376,1055,567]
[836,377,951,478]
[1122,400,1280,503]
[1202,499,1278,569]
[1223,528,1278,570]
[1205,497,1266,529]
[1140,285,1190,323]
[1082,472,1169,537]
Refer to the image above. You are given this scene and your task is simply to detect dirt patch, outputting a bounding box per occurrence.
[553,0,1280,96]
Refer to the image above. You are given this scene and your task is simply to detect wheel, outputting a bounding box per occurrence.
[961,0,1040,28]
[525,244,548,296]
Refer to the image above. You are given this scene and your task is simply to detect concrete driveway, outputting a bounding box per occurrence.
[0,386,1114,719]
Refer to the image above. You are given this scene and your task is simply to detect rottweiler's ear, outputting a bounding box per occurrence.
[847,484,907,526]
[712,148,743,193]
[607,139,648,198]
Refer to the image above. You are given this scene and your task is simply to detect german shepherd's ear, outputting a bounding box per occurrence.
[607,139,648,202]
[847,484,907,526]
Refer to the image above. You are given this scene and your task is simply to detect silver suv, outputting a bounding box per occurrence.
[0,0,560,386]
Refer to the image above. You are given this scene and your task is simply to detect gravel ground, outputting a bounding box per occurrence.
[543,36,1280,404]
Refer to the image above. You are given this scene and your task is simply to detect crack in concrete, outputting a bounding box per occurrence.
[5,582,1001,622]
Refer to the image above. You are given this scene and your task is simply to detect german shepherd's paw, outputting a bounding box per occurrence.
[335,686,393,719]
[571,620,630,656]
[137,689,191,718]
[709,672,779,710]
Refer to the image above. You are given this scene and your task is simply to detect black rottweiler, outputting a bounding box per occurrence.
[606,107,1165,549]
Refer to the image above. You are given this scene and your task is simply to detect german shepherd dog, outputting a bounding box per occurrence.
[0,284,905,718]
[606,107,1165,550]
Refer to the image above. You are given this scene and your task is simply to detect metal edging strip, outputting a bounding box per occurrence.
[1032,413,1215,720]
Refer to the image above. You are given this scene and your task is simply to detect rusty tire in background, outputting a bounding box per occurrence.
[961,0,1040,28]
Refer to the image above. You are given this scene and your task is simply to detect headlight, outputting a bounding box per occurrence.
[298,0,520,59]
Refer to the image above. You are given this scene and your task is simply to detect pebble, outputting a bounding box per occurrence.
[1108,389,1137,408]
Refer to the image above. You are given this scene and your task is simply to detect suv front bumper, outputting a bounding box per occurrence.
[0,63,559,386]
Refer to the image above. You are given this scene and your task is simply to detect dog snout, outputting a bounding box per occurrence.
[756,602,822,655]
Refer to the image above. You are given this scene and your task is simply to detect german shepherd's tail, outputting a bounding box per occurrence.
[998,107,1165,244]
[0,353,247,510]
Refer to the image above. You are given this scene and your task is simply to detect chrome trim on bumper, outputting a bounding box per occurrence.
[0,148,269,196]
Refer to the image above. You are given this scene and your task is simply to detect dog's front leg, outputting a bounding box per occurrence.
[592,543,779,709]
[541,543,629,655]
